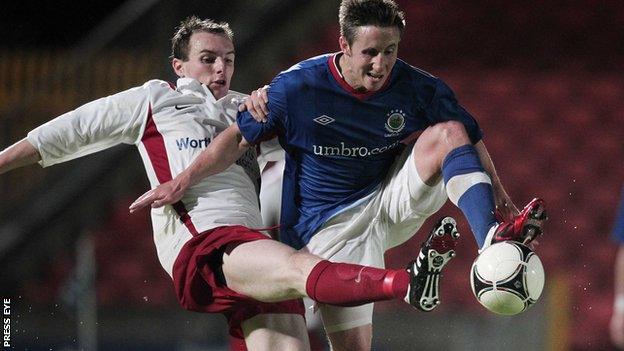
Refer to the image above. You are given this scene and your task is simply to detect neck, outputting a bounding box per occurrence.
[337,53,367,93]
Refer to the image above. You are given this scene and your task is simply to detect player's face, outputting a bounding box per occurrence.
[173,31,235,100]
[340,25,400,92]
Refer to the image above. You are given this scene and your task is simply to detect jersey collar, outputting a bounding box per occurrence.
[327,53,393,101]
[176,77,217,103]
[176,78,245,110]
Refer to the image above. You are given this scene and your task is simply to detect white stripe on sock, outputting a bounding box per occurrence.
[445,172,492,205]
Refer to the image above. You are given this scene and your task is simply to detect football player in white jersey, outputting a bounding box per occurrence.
[0,16,456,351]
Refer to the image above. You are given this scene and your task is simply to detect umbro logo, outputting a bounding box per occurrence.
[313,115,335,125]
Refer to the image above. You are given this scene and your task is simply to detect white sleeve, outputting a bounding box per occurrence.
[26,84,151,167]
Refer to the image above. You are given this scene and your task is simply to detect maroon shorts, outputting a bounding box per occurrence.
[172,225,305,338]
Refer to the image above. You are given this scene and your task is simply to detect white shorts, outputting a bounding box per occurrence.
[304,144,448,333]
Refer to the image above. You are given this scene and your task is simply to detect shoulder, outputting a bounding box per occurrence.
[393,60,455,100]
[97,79,170,105]
[141,79,177,91]
[288,54,331,71]
[394,59,439,86]
[280,54,331,78]
[133,79,183,105]
[273,54,332,92]
[128,79,178,98]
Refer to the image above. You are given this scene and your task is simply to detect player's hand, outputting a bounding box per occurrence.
[611,311,624,349]
[238,85,269,123]
[129,178,187,213]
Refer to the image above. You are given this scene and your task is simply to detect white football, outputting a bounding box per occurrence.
[470,241,544,315]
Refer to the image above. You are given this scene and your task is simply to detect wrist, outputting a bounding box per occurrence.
[176,171,193,190]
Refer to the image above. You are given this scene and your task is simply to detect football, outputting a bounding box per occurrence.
[470,241,544,315]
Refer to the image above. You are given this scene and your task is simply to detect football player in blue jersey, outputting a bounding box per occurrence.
[611,188,624,349]
[131,1,547,350]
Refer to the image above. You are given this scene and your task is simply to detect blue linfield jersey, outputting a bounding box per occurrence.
[238,53,482,249]
[614,187,624,242]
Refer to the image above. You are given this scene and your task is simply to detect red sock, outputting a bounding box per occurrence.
[305,260,409,307]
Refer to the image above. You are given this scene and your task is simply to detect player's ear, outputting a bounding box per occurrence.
[172,58,185,77]
[339,36,351,56]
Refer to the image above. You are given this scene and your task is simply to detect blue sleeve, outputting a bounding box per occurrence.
[614,187,624,243]
[237,74,288,145]
[426,79,483,144]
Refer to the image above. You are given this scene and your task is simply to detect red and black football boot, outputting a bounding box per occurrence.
[405,216,460,311]
[490,198,547,246]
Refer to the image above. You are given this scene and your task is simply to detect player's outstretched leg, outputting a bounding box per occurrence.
[487,198,547,246]
[405,216,460,311]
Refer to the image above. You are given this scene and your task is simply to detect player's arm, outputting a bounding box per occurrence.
[178,123,250,187]
[612,245,624,348]
[13,84,151,179]
[0,138,42,175]
[474,140,519,219]
[129,123,250,211]
[20,83,150,167]
[1,84,149,175]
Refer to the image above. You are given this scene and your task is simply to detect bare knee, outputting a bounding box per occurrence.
[423,120,470,151]
[284,252,323,293]
[253,251,321,301]
[414,121,471,185]
[416,121,471,162]
[289,251,323,276]
[222,242,317,301]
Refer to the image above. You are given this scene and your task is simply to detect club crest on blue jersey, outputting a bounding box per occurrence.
[384,109,406,137]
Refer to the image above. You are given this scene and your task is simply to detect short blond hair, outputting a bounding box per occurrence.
[171,16,234,60]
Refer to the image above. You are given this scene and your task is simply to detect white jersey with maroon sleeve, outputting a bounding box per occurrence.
[26,77,263,277]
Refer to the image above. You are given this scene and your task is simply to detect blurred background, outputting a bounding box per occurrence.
[0,0,622,350]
